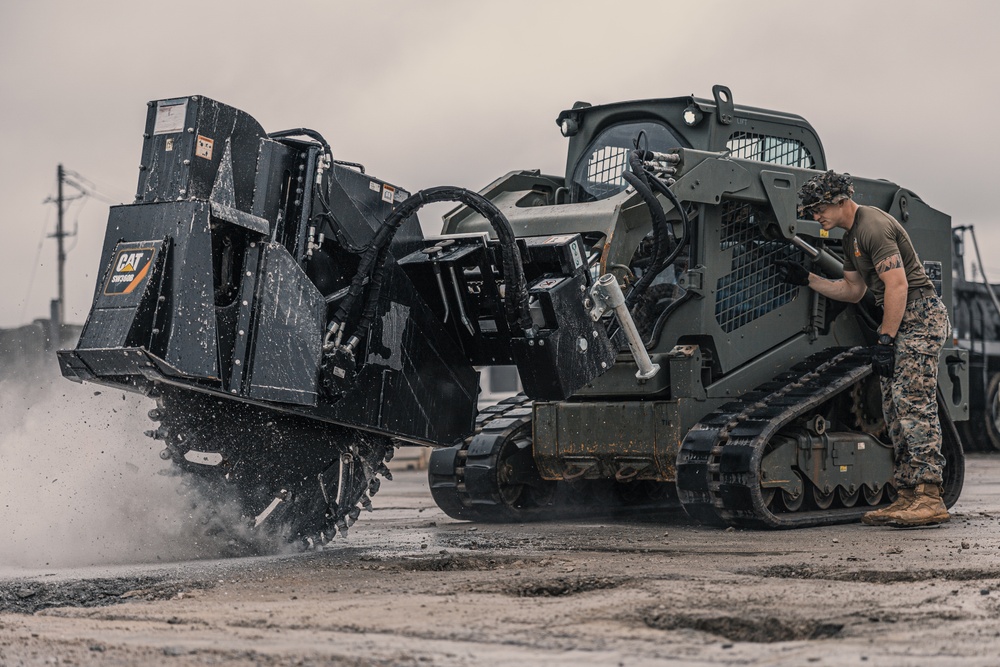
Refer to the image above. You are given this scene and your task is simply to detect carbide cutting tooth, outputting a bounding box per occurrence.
[368,478,381,495]
[147,408,165,421]
[382,447,395,463]
[376,464,392,481]
[360,494,373,511]
[144,427,167,440]
[348,505,361,521]
[336,518,349,536]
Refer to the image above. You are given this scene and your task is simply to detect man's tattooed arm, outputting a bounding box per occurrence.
[875,253,903,275]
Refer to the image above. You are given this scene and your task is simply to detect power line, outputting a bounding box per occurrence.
[62,168,130,205]
[40,165,127,326]
[20,205,53,322]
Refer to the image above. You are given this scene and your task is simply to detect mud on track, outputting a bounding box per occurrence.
[2,455,1000,666]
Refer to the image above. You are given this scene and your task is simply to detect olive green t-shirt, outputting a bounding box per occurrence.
[841,205,933,306]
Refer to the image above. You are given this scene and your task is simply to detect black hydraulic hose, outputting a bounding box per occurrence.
[646,172,691,273]
[627,152,667,268]
[644,289,696,349]
[267,128,331,154]
[623,152,669,307]
[335,186,533,345]
[333,159,366,174]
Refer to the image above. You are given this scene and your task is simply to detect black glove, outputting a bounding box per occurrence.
[775,260,810,286]
[871,334,895,378]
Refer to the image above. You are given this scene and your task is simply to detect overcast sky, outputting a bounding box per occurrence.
[1,0,997,328]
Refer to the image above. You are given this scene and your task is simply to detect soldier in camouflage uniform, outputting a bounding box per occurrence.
[775,170,950,527]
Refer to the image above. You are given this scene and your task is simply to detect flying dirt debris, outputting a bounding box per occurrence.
[60,86,968,545]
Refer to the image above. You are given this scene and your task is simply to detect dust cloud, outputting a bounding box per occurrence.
[0,356,269,570]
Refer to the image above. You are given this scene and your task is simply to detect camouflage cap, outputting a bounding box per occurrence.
[797,170,854,216]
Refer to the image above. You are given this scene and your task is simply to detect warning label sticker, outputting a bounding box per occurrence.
[104,247,156,296]
[195,135,214,160]
[382,184,395,204]
[569,239,584,269]
[153,99,187,135]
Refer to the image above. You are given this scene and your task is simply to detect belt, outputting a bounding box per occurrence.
[906,285,938,304]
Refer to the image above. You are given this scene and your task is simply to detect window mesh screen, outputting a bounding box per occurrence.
[726,133,815,168]
[583,146,630,198]
[715,201,802,333]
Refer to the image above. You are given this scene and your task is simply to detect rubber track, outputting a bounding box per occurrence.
[428,393,534,522]
[677,346,963,528]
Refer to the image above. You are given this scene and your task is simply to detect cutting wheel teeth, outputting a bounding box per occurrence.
[149,390,395,544]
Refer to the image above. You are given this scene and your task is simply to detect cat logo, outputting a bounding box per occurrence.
[104,247,156,295]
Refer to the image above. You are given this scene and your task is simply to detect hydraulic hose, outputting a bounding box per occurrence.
[646,172,691,275]
[623,151,670,307]
[605,151,694,350]
[644,289,696,349]
[628,163,694,349]
[267,128,331,154]
[333,186,533,348]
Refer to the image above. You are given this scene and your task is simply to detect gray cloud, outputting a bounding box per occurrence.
[2,0,998,327]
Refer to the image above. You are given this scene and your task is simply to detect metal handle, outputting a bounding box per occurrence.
[591,274,660,381]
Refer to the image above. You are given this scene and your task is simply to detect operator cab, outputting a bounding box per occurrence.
[558,86,825,205]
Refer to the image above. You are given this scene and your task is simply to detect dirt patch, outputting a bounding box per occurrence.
[0,576,206,614]
[508,575,626,598]
[390,554,536,572]
[751,565,1000,584]
[642,608,843,643]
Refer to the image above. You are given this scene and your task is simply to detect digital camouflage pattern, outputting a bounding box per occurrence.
[797,170,855,216]
[881,296,950,488]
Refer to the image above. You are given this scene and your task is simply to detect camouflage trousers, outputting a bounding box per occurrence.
[880,295,950,488]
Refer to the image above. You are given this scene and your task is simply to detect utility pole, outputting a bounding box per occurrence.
[54,163,66,326]
[43,164,69,346]
[43,164,118,343]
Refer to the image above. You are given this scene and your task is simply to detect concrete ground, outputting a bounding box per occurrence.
[2,455,1000,666]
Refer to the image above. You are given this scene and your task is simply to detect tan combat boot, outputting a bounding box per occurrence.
[861,487,915,526]
[886,483,950,528]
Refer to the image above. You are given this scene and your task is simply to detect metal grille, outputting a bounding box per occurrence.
[715,201,801,333]
[726,132,815,168]
[584,146,630,197]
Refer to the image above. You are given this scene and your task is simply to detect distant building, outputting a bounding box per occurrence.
[0,320,81,379]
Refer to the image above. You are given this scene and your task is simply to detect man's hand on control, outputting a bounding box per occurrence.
[871,334,895,378]
[775,260,810,286]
